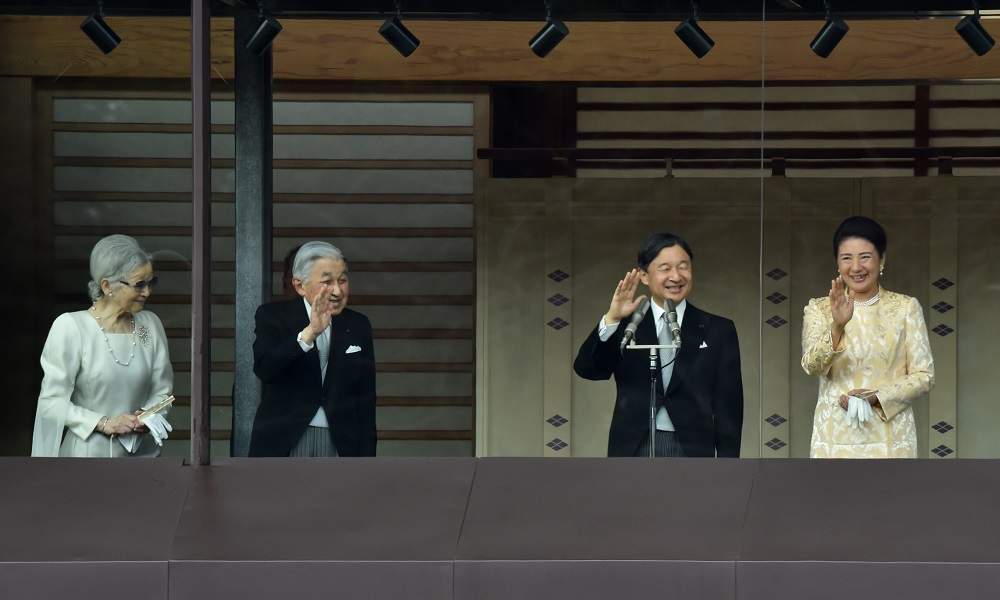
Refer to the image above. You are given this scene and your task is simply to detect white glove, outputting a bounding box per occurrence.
[857,396,875,424]
[846,395,874,429]
[140,413,172,446]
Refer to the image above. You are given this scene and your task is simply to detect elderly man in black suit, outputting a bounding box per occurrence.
[249,241,376,457]
[574,232,744,458]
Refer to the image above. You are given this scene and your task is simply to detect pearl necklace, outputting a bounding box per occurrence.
[91,306,136,366]
[854,291,881,307]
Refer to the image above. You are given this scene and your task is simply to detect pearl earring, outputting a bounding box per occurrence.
[880,266,884,277]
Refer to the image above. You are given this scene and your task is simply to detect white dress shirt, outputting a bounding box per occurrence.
[599,299,687,431]
[296,297,330,428]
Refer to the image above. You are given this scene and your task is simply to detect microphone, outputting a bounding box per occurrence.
[619,297,651,351]
[665,298,682,347]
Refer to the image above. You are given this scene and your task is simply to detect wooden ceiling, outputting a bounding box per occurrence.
[3,0,1000,20]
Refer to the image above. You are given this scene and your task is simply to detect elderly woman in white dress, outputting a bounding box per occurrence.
[802,216,934,458]
[32,234,173,457]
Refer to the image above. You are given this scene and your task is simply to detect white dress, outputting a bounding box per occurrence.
[31,310,173,457]
[802,289,935,458]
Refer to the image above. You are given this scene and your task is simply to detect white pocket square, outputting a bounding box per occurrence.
[346,345,362,354]
[699,341,709,349]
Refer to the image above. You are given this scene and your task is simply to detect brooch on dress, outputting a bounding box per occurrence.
[138,323,151,347]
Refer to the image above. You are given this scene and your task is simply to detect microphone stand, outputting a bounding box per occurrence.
[624,338,679,458]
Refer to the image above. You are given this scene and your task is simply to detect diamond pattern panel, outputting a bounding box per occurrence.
[546,414,568,427]
[931,301,954,314]
[931,444,954,457]
[765,414,787,427]
[548,269,570,283]
[932,324,955,336]
[932,278,954,290]
[547,293,569,307]
[932,421,954,434]
[766,316,788,329]
[546,438,568,451]
[766,268,788,281]
[766,292,788,304]
[765,438,787,451]
[547,317,569,331]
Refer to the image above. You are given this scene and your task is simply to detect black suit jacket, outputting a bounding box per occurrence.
[574,302,744,458]
[248,298,377,457]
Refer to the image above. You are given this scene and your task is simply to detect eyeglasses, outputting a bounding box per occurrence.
[119,276,159,291]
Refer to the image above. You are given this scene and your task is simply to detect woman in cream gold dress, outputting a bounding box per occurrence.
[802,216,934,458]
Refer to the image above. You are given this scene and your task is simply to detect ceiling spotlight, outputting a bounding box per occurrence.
[380,2,420,57]
[674,1,714,59]
[529,1,569,58]
[956,1,995,56]
[810,1,849,58]
[245,14,283,57]
[80,2,120,55]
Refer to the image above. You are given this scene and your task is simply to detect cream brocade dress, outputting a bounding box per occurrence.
[802,288,934,458]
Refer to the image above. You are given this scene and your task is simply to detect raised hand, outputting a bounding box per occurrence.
[829,277,854,327]
[605,268,647,325]
[829,277,853,349]
[301,284,334,344]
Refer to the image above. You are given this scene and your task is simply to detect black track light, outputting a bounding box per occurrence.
[80,3,120,55]
[380,3,420,57]
[956,1,995,56]
[245,15,283,57]
[529,1,569,58]
[810,1,849,58]
[675,2,714,59]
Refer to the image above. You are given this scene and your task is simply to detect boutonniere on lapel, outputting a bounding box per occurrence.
[138,323,151,347]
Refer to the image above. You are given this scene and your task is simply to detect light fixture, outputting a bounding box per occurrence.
[810,1,849,58]
[956,1,995,56]
[529,1,569,58]
[80,1,120,55]
[245,4,283,57]
[379,2,420,57]
[674,1,714,59]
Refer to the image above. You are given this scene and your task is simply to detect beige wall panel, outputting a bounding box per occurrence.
[273,134,473,160]
[479,181,550,456]
[930,108,1000,129]
[53,201,233,227]
[272,168,473,195]
[578,110,762,134]
[273,101,473,126]
[578,139,766,150]
[377,373,473,397]
[376,339,474,364]
[579,87,765,103]
[359,305,474,330]
[377,406,472,431]
[957,180,1000,457]
[575,168,764,179]
[764,110,914,132]
[760,180,793,458]
[171,371,235,398]
[273,202,472,228]
[763,86,915,102]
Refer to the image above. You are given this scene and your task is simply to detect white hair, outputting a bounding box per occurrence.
[292,241,346,285]
[87,234,152,302]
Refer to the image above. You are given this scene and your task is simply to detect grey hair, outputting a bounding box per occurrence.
[292,241,346,285]
[87,234,153,302]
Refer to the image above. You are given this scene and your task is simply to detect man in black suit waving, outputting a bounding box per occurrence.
[574,233,743,458]
[249,241,376,457]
